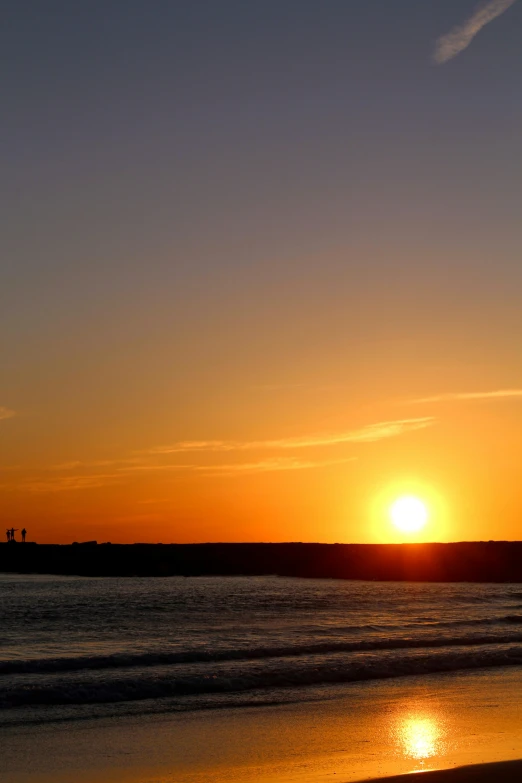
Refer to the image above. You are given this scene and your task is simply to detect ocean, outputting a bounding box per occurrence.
[3,573,522,731]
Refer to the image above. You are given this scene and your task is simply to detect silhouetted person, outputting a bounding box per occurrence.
[21,528,26,543]
[10,528,18,542]
[6,529,10,542]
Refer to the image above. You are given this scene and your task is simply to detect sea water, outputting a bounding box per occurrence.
[3,574,522,729]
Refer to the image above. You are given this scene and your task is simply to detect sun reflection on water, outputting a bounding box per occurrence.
[391,708,448,767]
[400,716,441,759]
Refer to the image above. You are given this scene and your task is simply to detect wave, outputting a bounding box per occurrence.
[4,630,522,675]
[3,645,522,708]
[426,614,522,628]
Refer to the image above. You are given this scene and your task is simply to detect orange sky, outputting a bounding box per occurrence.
[2,2,522,543]
[3,380,522,543]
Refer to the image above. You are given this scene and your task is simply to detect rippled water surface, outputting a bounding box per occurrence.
[2,574,522,724]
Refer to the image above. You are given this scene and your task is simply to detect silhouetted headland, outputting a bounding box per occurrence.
[2,541,522,581]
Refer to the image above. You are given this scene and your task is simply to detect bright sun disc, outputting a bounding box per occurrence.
[390,496,428,533]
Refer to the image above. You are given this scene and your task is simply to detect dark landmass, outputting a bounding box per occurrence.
[2,541,522,581]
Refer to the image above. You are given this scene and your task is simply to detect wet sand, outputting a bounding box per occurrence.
[368,759,522,783]
[2,668,522,783]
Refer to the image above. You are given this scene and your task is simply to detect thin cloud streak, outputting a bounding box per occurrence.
[413,389,522,404]
[23,474,125,493]
[147,418,434,455]
[119,458,355,476]
[1,457,353,491]
[119,464,198,472]
[0,407,16,421]
[49,458,139,471]
[13,419,432,493]
[196,457,356,476]
[434,0,518,64]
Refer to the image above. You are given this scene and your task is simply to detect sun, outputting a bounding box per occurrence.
[389,496,428,534]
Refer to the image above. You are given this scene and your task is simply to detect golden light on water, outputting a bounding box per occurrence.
[390,707,449,769]
[399,716,440,759]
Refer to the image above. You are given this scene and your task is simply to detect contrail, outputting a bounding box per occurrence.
[434,0,518,64]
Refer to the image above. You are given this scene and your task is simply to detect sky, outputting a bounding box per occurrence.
[2,0,522,544]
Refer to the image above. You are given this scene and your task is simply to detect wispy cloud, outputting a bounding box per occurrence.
[49,461,84,471]
[413,389,522,404]
[252,383,342,392]
[0,407,16,421]
[11,418,433,493]
[49,458,139,471]
[1,458,350,490]
[25,474,124,493]
[195,457,355,476]
[118,457,355,476]
[146,418,434,455]
[434,0,518,64]
[118,464,198,473]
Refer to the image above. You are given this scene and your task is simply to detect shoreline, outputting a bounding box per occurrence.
[3,667,522,783]
[367,759,522,782]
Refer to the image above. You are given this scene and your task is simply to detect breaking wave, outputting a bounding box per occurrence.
[3,644,522,707]
[4,625,522,676]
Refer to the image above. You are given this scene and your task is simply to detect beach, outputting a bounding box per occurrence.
[2,667,522,783]
[371,760,522,783]
[3,574,522,782]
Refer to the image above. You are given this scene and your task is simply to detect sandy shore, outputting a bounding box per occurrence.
[368,759,522,783]
[3,668,522,783]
